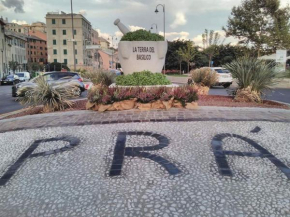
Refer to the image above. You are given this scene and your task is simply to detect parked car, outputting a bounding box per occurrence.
[16,72,31,82]
[211,67,233,88]
[12,71,85,97]
[1,74,20,85]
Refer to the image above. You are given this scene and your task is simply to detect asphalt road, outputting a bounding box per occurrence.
[0,85,87,115]
[0,84,289,115]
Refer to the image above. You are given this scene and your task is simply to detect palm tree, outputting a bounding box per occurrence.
[177,41,196,73]
[202,29,221,67]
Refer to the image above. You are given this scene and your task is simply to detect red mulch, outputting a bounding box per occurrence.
[2,96,288,120]
[198,95,289,109]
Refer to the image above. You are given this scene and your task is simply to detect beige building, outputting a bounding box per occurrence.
[46,12,92,69]
[97,37,110,49]
[23,22,47,33]
[6,22,29,35]
[5,30,27,72]
[0,18,6,78]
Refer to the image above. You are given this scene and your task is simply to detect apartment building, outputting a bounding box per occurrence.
[23,22,47,33]
[6,22,29,35]
[27,35,47,64]
[0,18,6,78]
[5,30,27,72]
[46,11,92,68]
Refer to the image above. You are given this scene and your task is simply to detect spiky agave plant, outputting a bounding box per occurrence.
[80,69,116,86]
[18,76,77,112]
[224,57,277,94]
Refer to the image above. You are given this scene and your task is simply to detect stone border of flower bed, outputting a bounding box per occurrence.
[86,85,199,112]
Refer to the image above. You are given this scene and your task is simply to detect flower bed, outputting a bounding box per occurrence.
[86,86,199,112]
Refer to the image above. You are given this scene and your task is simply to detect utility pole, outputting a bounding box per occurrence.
[71,0,76,71]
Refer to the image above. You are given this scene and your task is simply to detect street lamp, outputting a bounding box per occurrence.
[155,4,165,40]
[155,4,166,72]
[150,23,158,34]
[108,36,118,69]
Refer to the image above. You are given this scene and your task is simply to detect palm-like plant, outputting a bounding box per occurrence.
[224,57,277,94]
[79,69,116,86]
[17,76,77,112]
[177,41,196,73]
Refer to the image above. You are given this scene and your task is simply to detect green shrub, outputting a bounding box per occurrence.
[224,57,277,94]
[190,67,218,87]
[79,69,116,86]
[116,71,171,86]
[121,29,164,41]
[17,76,77,112]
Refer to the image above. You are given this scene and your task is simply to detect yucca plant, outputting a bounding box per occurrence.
[224,57,277,94]
[17,76,77,112]
[79,69,116,86]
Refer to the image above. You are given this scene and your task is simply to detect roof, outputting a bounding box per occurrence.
[27,35,46,42]
[97,37,109,43]
[0,18,6,26]
[5,30,27,41]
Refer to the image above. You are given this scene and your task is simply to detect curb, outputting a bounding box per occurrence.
[0,98,87,120]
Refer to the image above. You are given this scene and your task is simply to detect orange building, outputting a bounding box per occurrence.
[27,35,47,64]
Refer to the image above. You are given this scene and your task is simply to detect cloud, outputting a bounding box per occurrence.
[11,19,27,25]
[1,0,24,13]
[0,3,6,12]
[170,12,187,28]
[79,9,87,16]
[128,25,145,31]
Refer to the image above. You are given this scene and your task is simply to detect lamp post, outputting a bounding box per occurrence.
[155,4,166,72]
[155,4,165,40]
[108,36,118,69]
[71,0,76,71]
[150,23,158,34]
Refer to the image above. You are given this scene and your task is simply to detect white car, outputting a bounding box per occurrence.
[211,67,233,88]
[16,72,31,82]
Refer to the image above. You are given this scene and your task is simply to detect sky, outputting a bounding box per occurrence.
[0,0,289,47]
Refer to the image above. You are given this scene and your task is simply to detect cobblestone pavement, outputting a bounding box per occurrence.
[0,107,290,217]
[0,107,290,133]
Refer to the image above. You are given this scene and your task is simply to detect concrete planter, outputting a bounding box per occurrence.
[118,41,168,75]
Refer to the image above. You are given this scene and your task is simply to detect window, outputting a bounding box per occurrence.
[53,39,56,45]
[52,19,56,24]
[75,49,77,55]
[63,30,66,35]
[64,59,67,64]
[53,49,57,55]
[52,29,56,35]
[75,59,78,64]
[64,49,67,55]
[54,59,57,63]
[74,41,77,45]
[62,19,66,24]
[18,29,21,32]
[74,30,77,35]
[63,39,67,45]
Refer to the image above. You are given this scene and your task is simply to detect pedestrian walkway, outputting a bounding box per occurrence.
[0,107,289,133]
[1,107,290,216]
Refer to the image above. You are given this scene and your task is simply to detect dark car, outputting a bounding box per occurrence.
[12,71,85,97]
[1,74,20,85]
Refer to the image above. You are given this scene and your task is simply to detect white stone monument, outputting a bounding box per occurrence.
[114,19,168,75]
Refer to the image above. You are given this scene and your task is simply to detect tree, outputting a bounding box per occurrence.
[202,29,221,67]
[176,41,196,73]
[165,39,189,70]
[175,51,183,74]
[28,62,42,73]
[223,0,290,56]
[9,61,19,73]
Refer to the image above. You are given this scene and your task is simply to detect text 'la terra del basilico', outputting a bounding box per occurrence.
[133,46,155,60]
